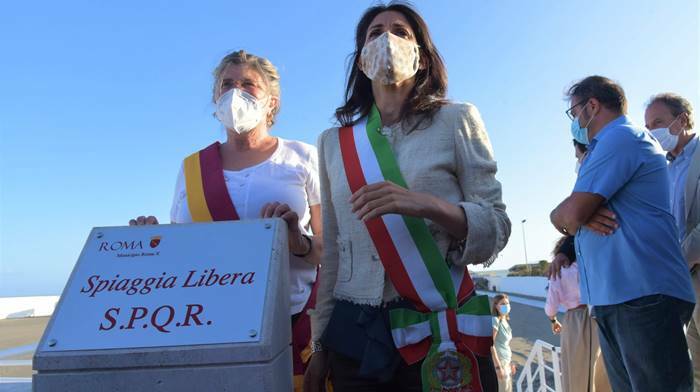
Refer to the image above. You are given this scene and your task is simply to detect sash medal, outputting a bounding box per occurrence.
[338,105,493,392]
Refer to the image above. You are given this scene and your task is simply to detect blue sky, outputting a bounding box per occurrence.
[1,1,698,296]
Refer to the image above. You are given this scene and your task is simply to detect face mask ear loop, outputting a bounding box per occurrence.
[413,44,421,72]
[667,116,680,134]
[582,102,596,130]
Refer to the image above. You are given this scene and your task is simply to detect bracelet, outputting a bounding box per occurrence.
[292,234,313,257]
[310,341,323,354]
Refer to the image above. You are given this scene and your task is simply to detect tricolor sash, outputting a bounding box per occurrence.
[338,105,493,392]
[183,142,240,222]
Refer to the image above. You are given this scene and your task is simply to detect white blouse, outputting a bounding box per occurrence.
[170,138,321,315]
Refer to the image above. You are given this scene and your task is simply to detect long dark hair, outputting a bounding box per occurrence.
[335,2,448,128]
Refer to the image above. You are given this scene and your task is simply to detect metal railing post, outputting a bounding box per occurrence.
[515,339,562,392]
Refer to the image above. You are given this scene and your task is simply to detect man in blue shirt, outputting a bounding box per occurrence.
[551,76,695,391]
[645,93,700,390]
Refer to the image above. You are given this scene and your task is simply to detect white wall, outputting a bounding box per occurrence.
[0,296,59,319]
[489,277,549,298]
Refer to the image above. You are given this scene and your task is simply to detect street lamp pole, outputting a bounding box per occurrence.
[521,219,529,274]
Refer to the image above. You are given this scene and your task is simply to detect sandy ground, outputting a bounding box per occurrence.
[0,303,560,382]
[0,317,48,378]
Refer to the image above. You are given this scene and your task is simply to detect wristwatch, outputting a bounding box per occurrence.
[310,340,324,354]
[292,234,313,258]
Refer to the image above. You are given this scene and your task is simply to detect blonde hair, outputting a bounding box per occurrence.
[212,50,281,126]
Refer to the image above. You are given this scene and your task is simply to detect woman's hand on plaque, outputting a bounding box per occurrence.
[260,202,308,255]
[128,216,159,225]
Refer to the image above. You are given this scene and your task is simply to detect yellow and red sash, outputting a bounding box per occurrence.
[183,142,240,222]
[184,141,316,391]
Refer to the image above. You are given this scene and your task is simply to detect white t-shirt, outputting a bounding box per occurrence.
[170,138,321,315]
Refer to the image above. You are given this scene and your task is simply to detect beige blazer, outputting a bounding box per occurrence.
[681,139,700,270]
[310,102,511,341]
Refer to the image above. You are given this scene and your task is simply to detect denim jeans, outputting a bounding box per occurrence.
[592,294,694,392]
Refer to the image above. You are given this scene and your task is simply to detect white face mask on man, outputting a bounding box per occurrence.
[215,88,269,134]
[360,31,420,85]
[650,116,681,151]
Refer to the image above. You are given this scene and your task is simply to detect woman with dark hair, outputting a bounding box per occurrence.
[545,236,611,392]
[304,3,510,391]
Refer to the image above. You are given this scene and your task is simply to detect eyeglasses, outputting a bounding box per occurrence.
[565,101,587,121]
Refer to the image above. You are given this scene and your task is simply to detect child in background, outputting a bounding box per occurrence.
[492,294,515,392]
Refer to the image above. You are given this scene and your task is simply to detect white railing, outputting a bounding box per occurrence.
[516,339,562,392]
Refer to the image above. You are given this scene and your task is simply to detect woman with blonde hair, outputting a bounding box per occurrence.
[130,50,322,391]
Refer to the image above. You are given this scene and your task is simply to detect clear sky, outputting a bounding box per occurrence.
[1,1,698,296]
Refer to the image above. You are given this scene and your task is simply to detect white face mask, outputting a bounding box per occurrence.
[215,88,268,134]
[650,117,681,151]
[360,31,420,85]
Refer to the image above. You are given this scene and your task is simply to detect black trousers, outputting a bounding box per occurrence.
[328,349,499,392]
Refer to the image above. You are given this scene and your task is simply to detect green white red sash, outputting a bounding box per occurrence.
[338,105,493,391]
[183,142,240,222]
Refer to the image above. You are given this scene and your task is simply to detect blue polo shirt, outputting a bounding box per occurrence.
[573,115,695,306]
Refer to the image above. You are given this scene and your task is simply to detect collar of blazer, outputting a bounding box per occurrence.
[684,134,700,225]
